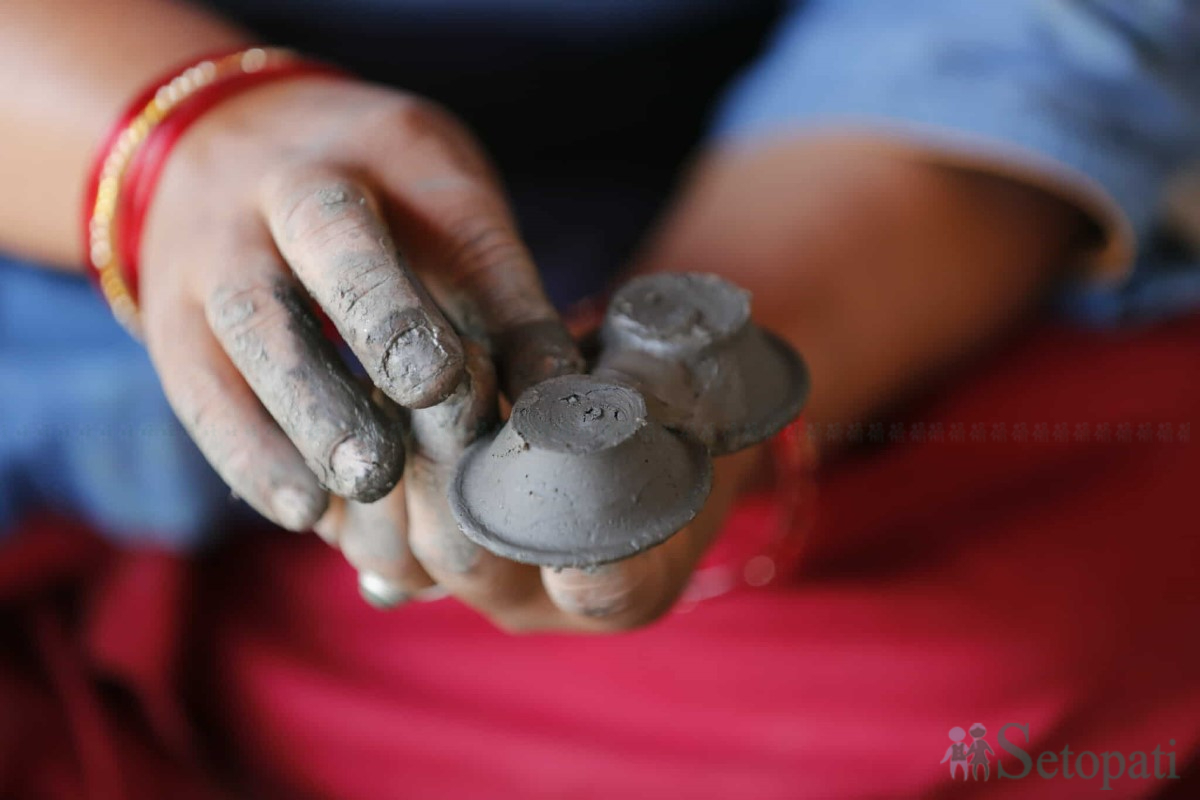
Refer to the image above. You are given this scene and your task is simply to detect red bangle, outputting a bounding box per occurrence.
[116,60,345,303]
[82,48,251,299]
[82,47,347,335]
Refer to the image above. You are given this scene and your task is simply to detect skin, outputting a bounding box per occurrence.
[3,0,581,527]
[139,77,583,528]
[1,2,1090,632]
[320,136,1090,633]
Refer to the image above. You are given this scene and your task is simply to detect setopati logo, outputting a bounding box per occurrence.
[941,723,1182,791]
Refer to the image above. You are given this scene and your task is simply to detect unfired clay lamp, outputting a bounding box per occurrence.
[449,374,712,568]
[594,272,809,455]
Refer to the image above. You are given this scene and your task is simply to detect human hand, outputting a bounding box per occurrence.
[317,351,764,632]
[351,132,1083,633]
[138,76,581,531]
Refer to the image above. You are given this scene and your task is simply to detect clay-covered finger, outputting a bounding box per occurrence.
[404,341,501,571]
[373,140,583,398]
[540,545,682,631]
[261,165,464,408]
[404,340,543,610]
[340,483,436,608]
[538,445,751,630]
[204,257,403,502]
[146,303,328,531]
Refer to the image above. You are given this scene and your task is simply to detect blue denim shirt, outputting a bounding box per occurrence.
[3,0,1198,544]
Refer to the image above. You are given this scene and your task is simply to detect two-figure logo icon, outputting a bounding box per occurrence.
[941,723,995,781]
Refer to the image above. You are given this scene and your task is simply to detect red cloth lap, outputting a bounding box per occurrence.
[2,316,1198,799]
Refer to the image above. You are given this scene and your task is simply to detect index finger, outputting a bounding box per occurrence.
[370,106,584,397]
[261,164,466,409]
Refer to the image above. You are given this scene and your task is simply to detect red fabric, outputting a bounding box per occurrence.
[3,316,1199,799]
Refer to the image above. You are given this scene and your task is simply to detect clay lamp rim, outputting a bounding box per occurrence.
[598,272,811,455]
[450,441,711,567]
[701,327,811,455]
[449,376,713,568]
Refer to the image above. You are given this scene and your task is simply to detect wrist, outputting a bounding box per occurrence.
[83,48,347,335]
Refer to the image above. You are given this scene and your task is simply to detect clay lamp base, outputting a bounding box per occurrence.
[449,374,712,568]
[595,272,810,455]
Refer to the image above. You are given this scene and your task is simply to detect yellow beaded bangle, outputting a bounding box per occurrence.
[84,47,302,337]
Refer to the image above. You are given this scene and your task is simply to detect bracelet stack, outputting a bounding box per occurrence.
[82,47,343,337]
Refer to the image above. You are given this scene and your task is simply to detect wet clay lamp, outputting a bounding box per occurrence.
[594,272,810,455]
[449,374,712,568]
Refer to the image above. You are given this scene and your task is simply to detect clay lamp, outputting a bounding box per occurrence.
[448,374,712,568]
[594,272,809,455]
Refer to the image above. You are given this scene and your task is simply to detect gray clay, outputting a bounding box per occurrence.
[595,272,809,455]
[448,375,712,568]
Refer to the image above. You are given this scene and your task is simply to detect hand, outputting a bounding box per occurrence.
[139,76,581,531]
[317,348,764,632]
[348,134,1080,633]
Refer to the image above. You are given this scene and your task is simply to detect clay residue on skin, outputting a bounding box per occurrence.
[406,457,485,575]
[404,340,497,575]
[541,562,645,619]
[316,186,351,209]
[269,174,465,410]
[494,319,585,400]
[408,340,498,463]
[326,250,465,409]
[182,403,329,532]
[209,277,404,502]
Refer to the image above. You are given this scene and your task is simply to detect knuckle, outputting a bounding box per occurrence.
[377,99,489,178]
[205,277,292,341]
[267,167,371,245]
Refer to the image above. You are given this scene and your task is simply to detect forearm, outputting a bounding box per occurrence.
[0,0,248,268]
[636,136,1091,432]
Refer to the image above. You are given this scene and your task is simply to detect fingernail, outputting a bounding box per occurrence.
[384,323,462,407]
[331,436,380,488]
[358,571,409,609]
[271,486,321,531]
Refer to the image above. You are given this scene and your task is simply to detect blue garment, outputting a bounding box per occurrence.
[711,0,1200,325]
[3,0,1199,542]
[0,262,231,545]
